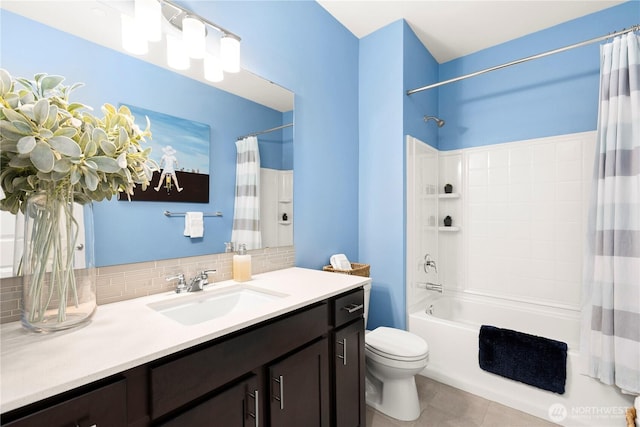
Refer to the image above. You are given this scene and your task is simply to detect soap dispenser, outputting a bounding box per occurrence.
[233,244,252,282]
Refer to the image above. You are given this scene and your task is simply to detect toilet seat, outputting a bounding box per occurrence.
[365,327,429,362]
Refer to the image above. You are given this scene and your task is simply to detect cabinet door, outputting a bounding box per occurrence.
[269,338,330,427]
[3,379,126,427]
[160,374,259,427]
[334,318,365,427]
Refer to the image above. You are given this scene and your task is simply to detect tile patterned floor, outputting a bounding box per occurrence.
[366,375,559,427]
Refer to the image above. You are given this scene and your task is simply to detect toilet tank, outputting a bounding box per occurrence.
[363,282,371,328]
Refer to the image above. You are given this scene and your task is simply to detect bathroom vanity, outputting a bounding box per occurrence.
[0,268,369,427]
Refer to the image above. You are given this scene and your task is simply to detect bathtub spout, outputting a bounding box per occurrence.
[417,282,442,293]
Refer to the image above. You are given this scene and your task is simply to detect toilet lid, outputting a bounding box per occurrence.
[365,327,429,360]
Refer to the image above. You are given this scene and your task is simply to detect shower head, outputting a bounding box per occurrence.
[424,115,445,127]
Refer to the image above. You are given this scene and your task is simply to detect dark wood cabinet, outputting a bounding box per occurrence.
[3,379,127,427]
[269,338,330,427]
[331,287,366,427]
[334,318,366,427]
[160,374,259,427]
[149,303,328,420]
[2,287,366,427]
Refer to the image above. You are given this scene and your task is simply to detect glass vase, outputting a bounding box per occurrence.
[21,190,96,332]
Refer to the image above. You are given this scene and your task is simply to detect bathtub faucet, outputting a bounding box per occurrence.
[417,281,443,293]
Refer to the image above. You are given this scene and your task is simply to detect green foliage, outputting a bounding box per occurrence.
[0,69,157,214]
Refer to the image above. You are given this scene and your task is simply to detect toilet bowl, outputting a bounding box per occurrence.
[362,283,429,421]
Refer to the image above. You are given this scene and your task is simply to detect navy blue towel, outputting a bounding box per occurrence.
[478,325,567,394]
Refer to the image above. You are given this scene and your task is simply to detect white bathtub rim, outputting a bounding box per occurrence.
[409,311,634,427]
[413,291,580,349]
[414,288,581,319]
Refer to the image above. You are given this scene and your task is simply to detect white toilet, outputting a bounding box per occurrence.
[362,282,429,421]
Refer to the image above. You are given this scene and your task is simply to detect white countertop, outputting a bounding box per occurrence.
[0,267,370,413]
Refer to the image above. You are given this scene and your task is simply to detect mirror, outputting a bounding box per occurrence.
[0,2,294,275]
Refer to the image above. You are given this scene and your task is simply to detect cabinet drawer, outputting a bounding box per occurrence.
[333,288,364,328]
[150,303,328,419]
[3,379,127,427]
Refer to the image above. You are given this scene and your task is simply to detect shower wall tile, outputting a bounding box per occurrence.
[488,149,508,168]
[468,169,488,187]
[462,131,596,309]
[468,151,488,170]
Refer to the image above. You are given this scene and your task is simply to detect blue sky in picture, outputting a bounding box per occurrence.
[127,105,211,175]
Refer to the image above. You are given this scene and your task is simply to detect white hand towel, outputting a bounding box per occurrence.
[184,212,204,238]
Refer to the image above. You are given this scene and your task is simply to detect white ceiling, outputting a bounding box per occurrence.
[317,0,627,63]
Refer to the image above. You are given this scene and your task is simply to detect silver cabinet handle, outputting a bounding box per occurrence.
[337,338,347,365]
[247,390,259,427]
[273,375,284,410]
[341,303,363,313]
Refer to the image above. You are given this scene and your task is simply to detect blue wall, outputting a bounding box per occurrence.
[184,1,361,268]
[435,1,639,151]
[359,20,438,329]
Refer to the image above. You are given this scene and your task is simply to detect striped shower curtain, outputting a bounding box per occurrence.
[581,31,640,394]
[231,136,262,250]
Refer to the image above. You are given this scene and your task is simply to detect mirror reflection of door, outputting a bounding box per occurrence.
[0,206,86,278]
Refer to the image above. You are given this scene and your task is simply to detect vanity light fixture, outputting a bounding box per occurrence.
[121,13,148,55]
[135,0,161,42]
[204,54,224,82]
[120,0,242,80]
[221,34,241,73]
[166,33,190,70]
[182,16,206,59]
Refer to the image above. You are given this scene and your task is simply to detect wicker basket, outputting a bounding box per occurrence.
[323,263,370,278]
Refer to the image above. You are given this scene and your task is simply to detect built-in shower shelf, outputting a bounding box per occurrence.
[438,193,460,199]
[439,226,460,232]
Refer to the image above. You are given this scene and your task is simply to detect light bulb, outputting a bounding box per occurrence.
[166,34,190,70]
[182,16,206,59]
[135,0,161,42]
[221,35,240,73]
[121,14,148,55]
[204,54,224,82]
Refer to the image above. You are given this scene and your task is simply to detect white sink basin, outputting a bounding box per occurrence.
[148,285,288,325]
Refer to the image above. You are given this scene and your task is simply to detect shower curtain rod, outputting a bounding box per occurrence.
[237,123,293,140]
[407,24,639,95]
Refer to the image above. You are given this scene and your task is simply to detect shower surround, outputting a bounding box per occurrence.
[406,132,634,425]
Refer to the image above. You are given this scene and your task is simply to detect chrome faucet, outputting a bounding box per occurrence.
[166,269,217,293]
[187,269,217,292]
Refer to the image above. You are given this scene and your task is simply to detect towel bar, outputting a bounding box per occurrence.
[164,210,223,217]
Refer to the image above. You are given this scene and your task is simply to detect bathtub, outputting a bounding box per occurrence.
[408,292,634,426]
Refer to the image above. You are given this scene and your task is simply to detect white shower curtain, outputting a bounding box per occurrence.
[231,136,262,250]
[581,31,640,394]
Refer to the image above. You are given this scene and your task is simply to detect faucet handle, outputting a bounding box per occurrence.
[166,273,188,293]
[166,273,185,282]
[199,269,217,285]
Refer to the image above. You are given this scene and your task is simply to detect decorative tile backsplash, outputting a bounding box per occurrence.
[0,246,295,324]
